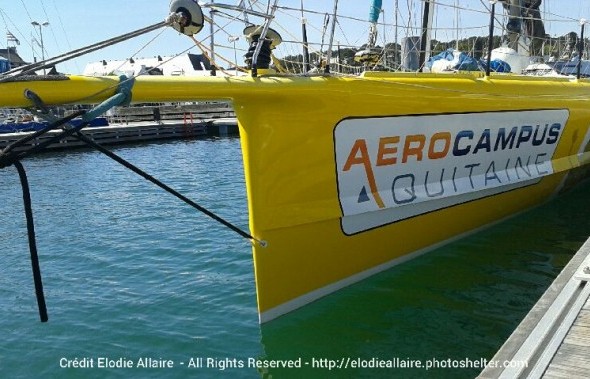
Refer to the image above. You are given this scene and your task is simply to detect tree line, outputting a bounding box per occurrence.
[275,33,587,73]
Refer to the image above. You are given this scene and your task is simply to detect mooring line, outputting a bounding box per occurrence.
[13,160,48,322]
[2,108,262,322]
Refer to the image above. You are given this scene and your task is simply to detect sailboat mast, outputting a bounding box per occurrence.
[418,0,434,71]
[455,0,459,50]
[300,0,310,73]
[394,0,399,67]
[210,0,215,61]
[324,0,339,73]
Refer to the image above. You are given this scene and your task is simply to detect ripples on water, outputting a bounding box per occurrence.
[0,138,588,378]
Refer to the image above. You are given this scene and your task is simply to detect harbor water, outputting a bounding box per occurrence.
[0,138,589,378]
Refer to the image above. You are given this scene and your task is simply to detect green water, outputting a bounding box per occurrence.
[0,138,588,378]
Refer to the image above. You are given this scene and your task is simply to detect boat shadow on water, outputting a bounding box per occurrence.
[258,179,590,379]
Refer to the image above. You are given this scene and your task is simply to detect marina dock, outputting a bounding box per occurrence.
[479,237,590,378]
[0,102,238,152]
[0,118,238,152]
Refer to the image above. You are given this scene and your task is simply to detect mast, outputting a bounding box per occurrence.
[394,0,399,67]
[324,0,339,73]
[300,0,310,73]
[210,0,216,72]
[454,0,459,50]
[418,0,434,71]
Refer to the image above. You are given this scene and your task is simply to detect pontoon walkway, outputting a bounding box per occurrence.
[479,237,590,378]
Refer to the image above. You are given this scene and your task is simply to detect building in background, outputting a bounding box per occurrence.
[0,47,28,72]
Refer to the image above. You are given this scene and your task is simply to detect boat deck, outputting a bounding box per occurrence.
[479,237,590,378]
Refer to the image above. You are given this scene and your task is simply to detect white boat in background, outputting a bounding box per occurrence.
[1,0,590,323]
[83,53,239,77]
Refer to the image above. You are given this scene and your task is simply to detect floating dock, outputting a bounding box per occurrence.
[0,102,238,152]
[0,118,238,152]
[479,237,590,378]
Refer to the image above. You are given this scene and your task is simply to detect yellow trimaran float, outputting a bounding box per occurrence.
[1,0,590,322]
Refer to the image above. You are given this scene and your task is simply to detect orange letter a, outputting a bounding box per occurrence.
[342,139,385,209]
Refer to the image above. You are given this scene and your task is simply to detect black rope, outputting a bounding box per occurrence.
[6,99,256,242]
[2,96,258,322]
[0,111,88,169]
[72,131,257,242]
[0,113,91,322]
[8,93,256,242]
[0,9,261,321]
[14,160,48,322]
[1,111,84,156]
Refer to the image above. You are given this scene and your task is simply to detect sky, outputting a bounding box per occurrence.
[1,0,588,74]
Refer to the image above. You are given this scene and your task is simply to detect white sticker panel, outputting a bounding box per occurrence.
[335,110,568,234]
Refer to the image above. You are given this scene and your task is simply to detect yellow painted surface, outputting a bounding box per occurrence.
[2,72,590,319]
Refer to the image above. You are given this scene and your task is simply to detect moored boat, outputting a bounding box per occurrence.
[1,0,590,323]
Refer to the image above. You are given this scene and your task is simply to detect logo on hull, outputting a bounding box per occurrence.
[334,110,568,234]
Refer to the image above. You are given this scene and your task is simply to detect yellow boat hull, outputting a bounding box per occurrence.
[2,72,590,322]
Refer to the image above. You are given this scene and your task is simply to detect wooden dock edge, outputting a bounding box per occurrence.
[479,237,590,378]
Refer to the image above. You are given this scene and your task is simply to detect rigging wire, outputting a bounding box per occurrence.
[0,12,266,322]
[109,27,168,75]
[0,8,31,52]
[50,0,75,54]
[38,0,59,55]
[189,35,248,74]
[2,0,590,324]
[0,81,264,321]
[18,0,35,25]
[0,1,585,165]
[0,21,168,82]
[64,45,193,106]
